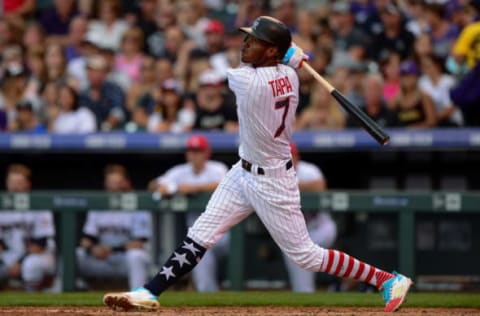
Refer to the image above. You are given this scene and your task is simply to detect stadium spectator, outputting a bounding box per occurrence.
[99,47,131,92]
[146,1,176,57]
[1,44,25,80]
[192,69,238,132]
[76,164,152,289]
[413,33,434,62]
[22,22,46,51]
[370,4,414,60]
[424,3,460,59]
[154,58,174,86]
[283,143,337,292]
[85,0,128,51]
[175,0,210,49]
[347,73,397,128]
[450,0,480,73]
[380,50,401,103]
[146,78,194,133]
[1,0,35,20]
[64,16,89,62]
[0,164,56,291]
[125,103,149,133]
[157,25,186,63]
[149,134,228,292]
[296,82,345,130]
[0,69,28,131]
[126,55,156,113]
[390,60,437,128]
[51,83,96,134]
[23,47,47,111]
[272,0,297,31]
[447,0,475,30]
[40,81,60,118]
[330,1,370,62]
[114,27,145,84]
[419,54,463,127]
[202,20,229,78]
[234,0,270,29]
[449,0,480,126]
[38,0,78,41]
[78,55,126,131]
[0,18,18,54]
[11,100,46,133]
[44,43,70,84]
[129,0,158,52]
[67,40,101,91]
[292,10,316,54]
[0,110,6,131]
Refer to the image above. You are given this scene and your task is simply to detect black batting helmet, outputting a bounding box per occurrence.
[239,16,292,57]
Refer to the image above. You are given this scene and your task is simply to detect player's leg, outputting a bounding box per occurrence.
[191,247,219,292]
[21,252,56,291]
[125,248,150,289]
[76,248,128,282]
[104,163,253,311]
[186,211,220,292]
[247,170,411,312]
[282,213,337,292]
[282,253,315,292]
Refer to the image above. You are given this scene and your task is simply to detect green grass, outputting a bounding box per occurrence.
[1,291,480,308]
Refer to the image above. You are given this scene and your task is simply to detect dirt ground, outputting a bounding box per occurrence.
[0,307,479,316]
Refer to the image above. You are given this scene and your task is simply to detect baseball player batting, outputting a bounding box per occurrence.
[104,16,412,313]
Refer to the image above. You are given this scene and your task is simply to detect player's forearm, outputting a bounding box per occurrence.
[299,180,326,192]
[196,182,220,192]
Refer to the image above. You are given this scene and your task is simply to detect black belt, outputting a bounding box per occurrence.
[241,159,293,175]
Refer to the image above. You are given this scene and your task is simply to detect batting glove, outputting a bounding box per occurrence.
[282,43,309,69]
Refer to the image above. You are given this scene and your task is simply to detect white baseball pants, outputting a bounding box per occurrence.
[282,213,337,292]
[188,161,325,272]
[76,248,150,289]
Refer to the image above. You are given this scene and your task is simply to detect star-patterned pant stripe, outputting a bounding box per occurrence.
[144,237,206,296]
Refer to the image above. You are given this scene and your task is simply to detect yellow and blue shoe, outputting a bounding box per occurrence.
[381,272,413,312]
[103,287,159,312]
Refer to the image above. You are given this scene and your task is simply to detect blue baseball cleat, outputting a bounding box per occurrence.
[103,287,159,312]
[381,272,413,312]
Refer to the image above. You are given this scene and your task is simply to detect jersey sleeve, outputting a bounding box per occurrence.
[157,166,182,186]
[131,212,152,240]
[227,66,253,98]
[32,211,55,238]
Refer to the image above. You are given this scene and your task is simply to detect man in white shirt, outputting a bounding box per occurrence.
[149,134,228,292]
[76,165,152,289]
[0,164,56,291]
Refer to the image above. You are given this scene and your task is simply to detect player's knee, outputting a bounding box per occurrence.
[21,254,54,282]
[126,249,148,265]
[286,245,326,272]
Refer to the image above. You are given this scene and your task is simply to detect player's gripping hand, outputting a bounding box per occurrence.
[282,43,309,69]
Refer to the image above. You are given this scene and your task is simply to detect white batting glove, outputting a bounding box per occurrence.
[282,43,309,69]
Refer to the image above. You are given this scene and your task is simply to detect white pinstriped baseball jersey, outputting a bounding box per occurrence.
[227,64,299,168]
[188,63,325,272]
[83,211,152,248]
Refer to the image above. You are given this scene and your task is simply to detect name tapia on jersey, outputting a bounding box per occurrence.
[268,76,293,98]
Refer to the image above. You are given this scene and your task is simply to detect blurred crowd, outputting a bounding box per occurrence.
[0,0,479,134]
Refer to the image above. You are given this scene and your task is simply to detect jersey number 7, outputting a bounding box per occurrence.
[274,97,290,138]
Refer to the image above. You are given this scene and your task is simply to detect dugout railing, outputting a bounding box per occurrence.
[1,190,479,291]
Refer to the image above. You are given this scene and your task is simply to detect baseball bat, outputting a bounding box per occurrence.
[302,62,390,146]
